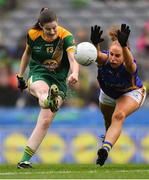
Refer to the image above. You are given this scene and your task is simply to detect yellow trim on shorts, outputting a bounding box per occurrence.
[139,86,146,107]
[27,76,33,93]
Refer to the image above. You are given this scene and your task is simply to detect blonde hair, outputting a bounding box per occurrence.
[108,24,130,48]
[108,25,120,41]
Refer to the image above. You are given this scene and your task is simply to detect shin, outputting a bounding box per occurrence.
[27,109,55,151]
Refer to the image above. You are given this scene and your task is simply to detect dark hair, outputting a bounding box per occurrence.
[33,8,57,30]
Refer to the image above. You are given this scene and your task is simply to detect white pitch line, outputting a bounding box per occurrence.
[105,169,149,173]
[1,169,149,176]
[0,170,96,176]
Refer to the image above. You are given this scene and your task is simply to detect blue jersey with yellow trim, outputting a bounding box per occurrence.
[97,51,143,99]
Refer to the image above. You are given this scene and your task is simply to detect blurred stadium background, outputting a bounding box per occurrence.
[0,0,149,165]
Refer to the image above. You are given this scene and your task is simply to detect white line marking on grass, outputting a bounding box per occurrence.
[1,169,149,176]
[0,170,96,176]
[105,169,149,173]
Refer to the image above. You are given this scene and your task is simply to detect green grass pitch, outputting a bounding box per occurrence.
[0,164,149,179]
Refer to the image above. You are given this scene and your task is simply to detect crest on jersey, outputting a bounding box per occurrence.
[43,39,63,71]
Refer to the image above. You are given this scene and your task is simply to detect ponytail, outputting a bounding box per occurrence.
[32,7,57,30]
[108,25,119,41]
[108,24,130,48]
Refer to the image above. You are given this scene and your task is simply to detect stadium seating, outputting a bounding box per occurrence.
[0,0,149,52]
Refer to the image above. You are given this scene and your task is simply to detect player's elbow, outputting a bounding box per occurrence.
[126,64,136,74]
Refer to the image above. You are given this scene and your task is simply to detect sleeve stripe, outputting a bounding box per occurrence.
[66,46,76,52]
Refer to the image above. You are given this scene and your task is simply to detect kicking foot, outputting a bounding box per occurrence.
[96,148,108,166]
[48,84,59,112]
[17,161,32,169]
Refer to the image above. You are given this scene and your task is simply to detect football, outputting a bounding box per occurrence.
[74,42,97,66]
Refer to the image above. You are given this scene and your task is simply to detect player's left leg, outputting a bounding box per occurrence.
[97,96,139,166]
[45,84,65,112]
[28,78,65,112]
[105,88,146,146]
[97,88,146,166]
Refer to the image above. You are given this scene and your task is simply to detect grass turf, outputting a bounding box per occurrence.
[0,164,149,179]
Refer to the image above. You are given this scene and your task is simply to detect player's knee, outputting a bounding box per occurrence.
[112,111,125,123]
[38,93,48,108]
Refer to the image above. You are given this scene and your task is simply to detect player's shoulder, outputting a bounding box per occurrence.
[102,50,109,55]
[57,26,73,39]
[27,28,42,41]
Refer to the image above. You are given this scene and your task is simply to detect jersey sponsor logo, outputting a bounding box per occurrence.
[45,44,53,46]
[33,46,42,52]
[43,59,59,71]
[42,39,64,71]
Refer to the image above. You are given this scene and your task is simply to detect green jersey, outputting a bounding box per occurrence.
[27,26,75,94]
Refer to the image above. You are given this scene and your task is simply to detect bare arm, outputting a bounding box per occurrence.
[67,50,79,85]
[122,47,136,73]
[68,51,79,75]
[18,44,32,76]
[90,25,108,65]
[117,24,136,73]
[95,44,108,65]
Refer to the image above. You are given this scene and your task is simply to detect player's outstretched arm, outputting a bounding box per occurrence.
[117,24,136,73]
[90,25,108,65]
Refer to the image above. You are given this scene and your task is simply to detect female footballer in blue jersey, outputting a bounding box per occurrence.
[16,8,79,168]
[90,24,146,166]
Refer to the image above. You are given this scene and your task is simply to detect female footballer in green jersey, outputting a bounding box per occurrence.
[17,8,79,168]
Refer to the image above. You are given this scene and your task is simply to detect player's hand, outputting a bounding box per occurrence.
[16,74,27,92]
[117,24,130,47]
[67,72,78,86]
[90,25,104,45]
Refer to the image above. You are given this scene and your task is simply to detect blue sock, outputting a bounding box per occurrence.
[102,141,113,152]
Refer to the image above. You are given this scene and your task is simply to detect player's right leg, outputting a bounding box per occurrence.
[96,103,115,166]
[17,108,56,168]
[100,103,115,131]
[97,90,115,166]
[17,108,56,169]
[17,81,63,169]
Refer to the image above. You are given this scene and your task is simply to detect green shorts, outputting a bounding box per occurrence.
[28,73,67,99]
